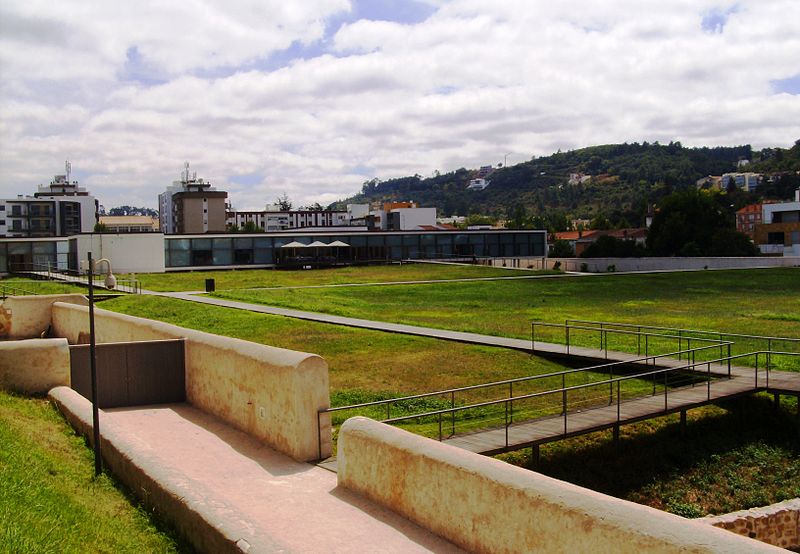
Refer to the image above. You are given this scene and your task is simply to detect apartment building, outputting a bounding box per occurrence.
[158,163,228,234]
[0,174,98,237]
[755,189,800,256]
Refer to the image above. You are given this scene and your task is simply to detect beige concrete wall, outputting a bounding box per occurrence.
[0,338,70,394]
[703,499,800,550]
[52,302,331,461]
[74,233,166,273]
[338,417,781,553]
[0,294,88,339]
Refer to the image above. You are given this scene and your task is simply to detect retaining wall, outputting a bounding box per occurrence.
[0,338,70,394]
[703,499,800,550]
[52,302,331,462]
[0,293,88,339]
[338,417,781,553]
[544,256,800,273]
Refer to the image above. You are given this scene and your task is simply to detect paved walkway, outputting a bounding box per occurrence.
[50,387,462,553]
[157,291,539,352]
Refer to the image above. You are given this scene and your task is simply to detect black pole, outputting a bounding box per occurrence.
[88,251,102,476]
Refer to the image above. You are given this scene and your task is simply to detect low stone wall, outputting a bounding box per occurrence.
[544,256,800,273]
[338,417,780,553]
[0,338,70,394]
[0,294,88,339]
[703,499,800,550]
[52,302,331,462]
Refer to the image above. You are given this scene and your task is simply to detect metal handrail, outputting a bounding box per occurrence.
[321,342,727,415]
[377,351,798,446]
[565,319,800,345]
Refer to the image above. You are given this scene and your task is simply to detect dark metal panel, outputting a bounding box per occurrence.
[125,340,185,406]
[69,339,185,408]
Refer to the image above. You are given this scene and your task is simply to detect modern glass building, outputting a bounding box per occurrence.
[0,229,546,273]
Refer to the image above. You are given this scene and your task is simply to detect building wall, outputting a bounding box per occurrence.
[73,233,166,274]
[703,499,800,550]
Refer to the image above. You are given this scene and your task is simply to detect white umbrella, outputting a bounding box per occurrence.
[281,241,307,248]
[328,240,350,247]
[307,241,329,248]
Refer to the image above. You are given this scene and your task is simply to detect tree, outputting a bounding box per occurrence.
[242,221,260,233]
[580,236,646,258]
[108,205,158,217]
[646,190,731,256]
[549,239,574,257]
[93,222,108,233]
[708,228,759,256]
[276,193,292,211]
[228,224,240,233]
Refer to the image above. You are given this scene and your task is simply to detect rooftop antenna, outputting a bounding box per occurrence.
[65,160,72,182]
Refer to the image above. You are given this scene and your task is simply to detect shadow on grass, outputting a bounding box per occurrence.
[502,394,800,517]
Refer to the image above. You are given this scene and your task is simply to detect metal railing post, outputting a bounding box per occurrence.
[664,371,668,411]
[505,401,509,447]
[509,382,514,424]
[616,380,621,423]
[451,391,455,436]
[707,362,711,401]
[566,325,570,354]
[727,343,731,376]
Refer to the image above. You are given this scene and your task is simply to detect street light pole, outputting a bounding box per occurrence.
[87,251,102,476]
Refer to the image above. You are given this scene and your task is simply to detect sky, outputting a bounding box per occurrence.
[1,0,799,211]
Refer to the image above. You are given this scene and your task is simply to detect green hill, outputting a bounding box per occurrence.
[332,140,800,228]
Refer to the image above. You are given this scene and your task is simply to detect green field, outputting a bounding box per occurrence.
[212,267,800,340]
[0,391,185,553]
[131,263,544,292]
[1,278,86,296]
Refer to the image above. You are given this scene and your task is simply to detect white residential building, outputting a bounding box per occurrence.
[0,173,98,237]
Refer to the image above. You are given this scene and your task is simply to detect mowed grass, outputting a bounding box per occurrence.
[501,395,800,517]
[102,295,572,398]
[0,391,185,553]
[214,267,800,359]
[131,263,546,292]
[0,278,86,296]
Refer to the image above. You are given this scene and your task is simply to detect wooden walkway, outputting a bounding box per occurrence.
[442,367,800,455]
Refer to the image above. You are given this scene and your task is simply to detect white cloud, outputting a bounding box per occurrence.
[1,0,799,212]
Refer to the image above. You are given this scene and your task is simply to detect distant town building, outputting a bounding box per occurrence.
[467,178,490,191]
[735,204,762,239]
[721,172,761,193]
[98,215,160,233]
[568,173,591,186]
[477,165,495,178]
[226,206,348,232]
[754,189,800,256]
[0,166,98,238]
[553,228,648,257]
[695,175,723,190]
[570,219,591,231]
[158,163,228,234]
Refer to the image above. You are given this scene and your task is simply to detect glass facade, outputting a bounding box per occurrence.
[163,230,546,269]
[0,230,546,273]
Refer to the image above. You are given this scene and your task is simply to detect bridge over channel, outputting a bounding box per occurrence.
[319,322,800,461]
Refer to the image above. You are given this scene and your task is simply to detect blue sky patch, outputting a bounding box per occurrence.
[701,6,738,34]
[230,172,264,186]
[771,74,800,95]
[119,46,168,85]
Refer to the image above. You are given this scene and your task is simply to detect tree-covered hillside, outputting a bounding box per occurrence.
[332,141,799,228]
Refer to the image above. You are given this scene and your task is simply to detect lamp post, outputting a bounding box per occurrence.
[86,252,115,477]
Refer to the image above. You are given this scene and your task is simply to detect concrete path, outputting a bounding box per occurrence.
[158,291,538,352]
[50,387,462,554]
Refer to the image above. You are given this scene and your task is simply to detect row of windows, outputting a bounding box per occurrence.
[164,232,546,267]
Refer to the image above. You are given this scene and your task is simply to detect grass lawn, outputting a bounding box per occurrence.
[130,263,551,292]
[102,295,574,399]
[0,391,186,553]
[1,278,86,296]
[214,267,800,365]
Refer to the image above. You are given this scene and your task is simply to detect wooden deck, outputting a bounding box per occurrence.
[442,367,800,456]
